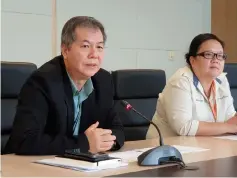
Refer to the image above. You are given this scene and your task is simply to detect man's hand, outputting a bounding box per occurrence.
[85,121,116,153]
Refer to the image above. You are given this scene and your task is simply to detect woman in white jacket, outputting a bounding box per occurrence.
[147,33,237,138]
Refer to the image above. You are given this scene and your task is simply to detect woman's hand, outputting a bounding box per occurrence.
[226,114,237,125]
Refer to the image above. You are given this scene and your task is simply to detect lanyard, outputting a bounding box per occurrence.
[208,81,217,121]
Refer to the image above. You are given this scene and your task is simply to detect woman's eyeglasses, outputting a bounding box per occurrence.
[196,51,227,61]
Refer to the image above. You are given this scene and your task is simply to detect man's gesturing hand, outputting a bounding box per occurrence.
[85,121,116,153]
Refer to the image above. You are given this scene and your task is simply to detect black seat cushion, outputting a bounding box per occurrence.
[224,64,237,110]
[1,62,37,154]
[114,98,158,141]
[113,69,166,99]
[112,69,166,141]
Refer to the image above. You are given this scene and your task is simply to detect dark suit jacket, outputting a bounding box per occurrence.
[5,55,125,155]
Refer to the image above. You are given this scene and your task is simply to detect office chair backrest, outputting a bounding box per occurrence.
[224,63,237,111]
[1,61,37,153]
[112,69,166,141]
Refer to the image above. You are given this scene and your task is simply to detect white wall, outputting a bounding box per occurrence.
[56,0,211,78]
[1,0,52,67]
[1,0,211,78]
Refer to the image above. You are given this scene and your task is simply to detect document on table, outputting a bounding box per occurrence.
[214,135,237,141]
[34,145,209,171]
[109,145,209,162]
[34,157,128,172]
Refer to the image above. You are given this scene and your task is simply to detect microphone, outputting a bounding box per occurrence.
[121,100,184,166]
[122,100,164,146]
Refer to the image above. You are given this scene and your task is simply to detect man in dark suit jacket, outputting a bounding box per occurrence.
[5,16,125,155]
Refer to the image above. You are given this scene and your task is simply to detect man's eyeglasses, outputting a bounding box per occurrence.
[196,51,227,61]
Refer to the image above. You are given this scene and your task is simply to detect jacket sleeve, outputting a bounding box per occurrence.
[6,75,89,155]
[163,77,199,136]
[107,107,125,150]
[106,76,125,150]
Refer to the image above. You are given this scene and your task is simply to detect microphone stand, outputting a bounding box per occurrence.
[122,100,184,166]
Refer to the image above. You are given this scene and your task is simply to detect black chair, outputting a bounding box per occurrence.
[1,61,37,154]
[112,69,166,141]
[224,63,237,111]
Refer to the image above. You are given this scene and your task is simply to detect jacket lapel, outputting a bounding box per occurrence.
[79,75,99,134]
[59,58,74,136]
[79,91,96,133]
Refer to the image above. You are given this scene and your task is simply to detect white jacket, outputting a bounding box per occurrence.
[146,66,236,138]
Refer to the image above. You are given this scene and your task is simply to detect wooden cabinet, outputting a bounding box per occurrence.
[211,0,237,63]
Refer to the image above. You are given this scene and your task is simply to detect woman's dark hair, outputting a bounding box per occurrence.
[185,33,225,65]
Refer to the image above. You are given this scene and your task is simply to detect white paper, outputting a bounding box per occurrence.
[34,158,128,172]
[173,145,209,154]
[108,145,209,162]
[34,145,209,171]
[214,135,237,141]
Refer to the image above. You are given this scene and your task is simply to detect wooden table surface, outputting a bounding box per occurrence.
[2,136,237,177]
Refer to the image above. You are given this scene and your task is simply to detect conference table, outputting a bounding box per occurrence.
[1,136,237,177]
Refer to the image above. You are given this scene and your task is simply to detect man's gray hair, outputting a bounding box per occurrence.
[61,16,107,48]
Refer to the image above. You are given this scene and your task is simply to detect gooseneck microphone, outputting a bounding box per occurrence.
[121,100,164,146]
[121,100,186,167]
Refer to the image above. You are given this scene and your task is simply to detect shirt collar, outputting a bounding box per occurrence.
[182,66,225,89]
[66,71,94,96]
[180,66,229,100]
